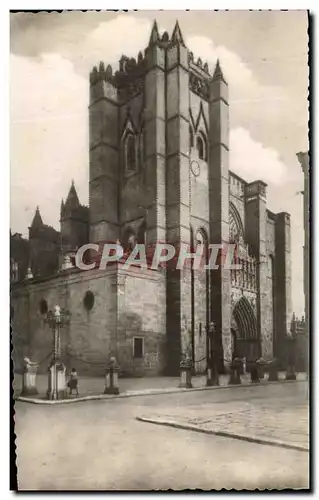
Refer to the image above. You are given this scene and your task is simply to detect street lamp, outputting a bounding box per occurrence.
[45,305,71,400]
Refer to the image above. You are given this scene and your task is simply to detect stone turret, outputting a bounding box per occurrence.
[60,181,89,256]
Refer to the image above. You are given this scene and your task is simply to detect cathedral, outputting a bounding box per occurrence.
[11,21,292,376]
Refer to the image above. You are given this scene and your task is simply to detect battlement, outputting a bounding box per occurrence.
[244,180,267,200]
[90,21,224,104]
[90,53,147,86]
[188,52,210,76]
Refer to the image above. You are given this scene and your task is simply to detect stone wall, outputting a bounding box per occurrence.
[11,264,166,377]
[116,265,166,376]
[11,268,117,375]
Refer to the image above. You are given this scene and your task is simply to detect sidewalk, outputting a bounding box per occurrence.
[14,371,307,404]
[137,386,309,452]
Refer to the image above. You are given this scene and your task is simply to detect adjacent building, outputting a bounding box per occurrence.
[296,151,309,335]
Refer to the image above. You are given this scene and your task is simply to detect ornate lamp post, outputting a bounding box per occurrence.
[46,305,71,400]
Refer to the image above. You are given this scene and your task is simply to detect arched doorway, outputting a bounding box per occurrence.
[232,296,259,361]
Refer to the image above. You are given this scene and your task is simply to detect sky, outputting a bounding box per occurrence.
[10,10,309,316]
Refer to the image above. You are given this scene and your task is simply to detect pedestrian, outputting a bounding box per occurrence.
[67,368,79,396]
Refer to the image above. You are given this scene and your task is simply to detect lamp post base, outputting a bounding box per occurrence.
[179,367,192,388]
[47,362,67,400]
[104,361,120,395]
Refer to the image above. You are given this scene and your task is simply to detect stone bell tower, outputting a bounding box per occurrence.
[88,20,231,374]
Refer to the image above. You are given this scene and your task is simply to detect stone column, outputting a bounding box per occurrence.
[245,181,268,360]
[165,33,192,375]
[275,212,292,361]
[208,61,231,369]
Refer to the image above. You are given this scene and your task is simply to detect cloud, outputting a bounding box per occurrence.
[10,53,89,236]
[187,35,287,110]
[230,127,288,185]
[85,16,154,67]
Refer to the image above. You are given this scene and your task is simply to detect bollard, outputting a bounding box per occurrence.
[179,359,192,388]
[268,358,279,382]
[250,360,260,383]
[228,358,242,385]
[206,365,219,386]
[242,357,247,376]
[21,357,39,396]
[285,367,297,380]
[104,357,120,395]
[285,336,297,380]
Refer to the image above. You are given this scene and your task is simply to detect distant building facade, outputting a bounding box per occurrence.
[11,22,292,376]
[297,151,309,335]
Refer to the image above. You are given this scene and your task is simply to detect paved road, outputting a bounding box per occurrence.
[15,382,309,491]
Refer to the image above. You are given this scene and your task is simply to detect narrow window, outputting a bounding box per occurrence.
[196,135,205,160]
[189,125,194,149]
[128,234,136,251]
[125,134,137,173]
[133,337,144,358]
[39,299,48,315]
[83,290,95,311]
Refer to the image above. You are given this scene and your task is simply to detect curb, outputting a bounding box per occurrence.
[14,378,306,405]
[136,416,309,453]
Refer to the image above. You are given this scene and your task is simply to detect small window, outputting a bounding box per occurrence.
[133,337,144,358]
[196,136,204,159]
[189,125,194,149]
[199,322,202,339]
[83,290,94,311]
[128,234,136,251]
[196,231,204,246]
[125,134,137,173]
[39,299,48,315]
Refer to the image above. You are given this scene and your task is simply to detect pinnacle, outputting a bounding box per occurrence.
[148,20,160,46]
[31,206,43,228]
[213,59,227,83]
[171,20,185,45]
[65,181,80,210]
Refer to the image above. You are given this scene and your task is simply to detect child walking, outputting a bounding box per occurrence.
[67,368,79,396]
